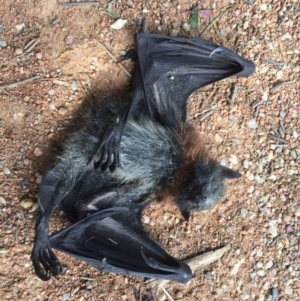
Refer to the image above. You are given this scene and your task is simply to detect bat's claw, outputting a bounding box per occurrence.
[89,134,121,172]
[31,239,62,281]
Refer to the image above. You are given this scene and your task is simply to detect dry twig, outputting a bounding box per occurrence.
[95,40,132,78]
[271,81,294,93]
[228,85,245,106]
[200,5,235,36]
[0,76,40,90]
[269,135,288,144]
[199,110,214,121]
[161,287,174,301]
[59,2,100,7]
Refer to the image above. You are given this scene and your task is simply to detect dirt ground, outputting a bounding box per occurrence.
[0,0,299,300]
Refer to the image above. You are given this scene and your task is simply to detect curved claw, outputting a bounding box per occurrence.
[90,134,121,172]
[31,242,62,281]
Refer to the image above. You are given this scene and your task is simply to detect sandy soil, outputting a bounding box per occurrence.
[0,0,299,300]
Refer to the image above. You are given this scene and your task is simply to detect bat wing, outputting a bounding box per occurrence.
[91,34,255,170]
[50,205,192,283]
[132,33,255,125]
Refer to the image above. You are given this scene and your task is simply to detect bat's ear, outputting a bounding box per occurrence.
[181,210,191,221]
[220,166,241,179]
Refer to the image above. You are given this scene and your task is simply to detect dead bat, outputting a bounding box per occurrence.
[31,97,241,281]
[31,34,255,281]
[91,33,255,172]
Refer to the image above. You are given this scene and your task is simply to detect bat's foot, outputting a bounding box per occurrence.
[88,133,121,172]
[31,243,62,281]
[31,233,63,281]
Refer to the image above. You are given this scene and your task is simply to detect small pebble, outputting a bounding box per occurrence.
[257,249,263,257]
[247,119,258,129]
[255,175,265,184]
[58,106,68,116]
[268,226,278,237]
[257,270,265,277]
[65,34,73,44]
[280,194,286,202]
[36,175,43,184]
[34,148,43,157]
[0,196,6,205]
[170,29,179,36]
[20,199,34,209]
[182,23,190,31]
[260,66,269,73]
[270,287,278,300]
[256,261,263,268]
[247,186,254,193]
[295,208,300,217]
[219,158,226,166]
[230,155,238,165]
[0,25,3,33]
[3,167,10,175]
[205,271,212,278]
[219,29,226,36]
[110,19,127,30]
[260,4,267,10]
[48,89,55,95]
[51,18,60,25]
[0,39,7,48]
[70,80,77,91]
[267,150,274,162]
[249,270,256,278]
[243,159,249,169]
[62,293,70,301]
[290,150,297,159]
[284,285,293,295]
[35,52,42,59]
[292,129,298,138]
[279,110,285,118]
[265,260,273,270]
[240,208,248,218]
[49,102,56,110]
[290,236,297,245]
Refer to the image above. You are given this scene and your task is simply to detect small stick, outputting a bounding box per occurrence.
[279,120,286,134]
[199,110,214,121]
[269,134,288,144]
[0,76,40,90]
[252,99,265,109]
[229,85,245,106]
[263,58,284,66]
[0,212,18,227]
[95,40,132,78]
[146,243,230,288]
[59,2,100,7]
[270,125,280,137]
[80,276,96,281]
[200,4,235,36]
[271,81,294,93]
[24,38,40,53]
[161,287,174,301]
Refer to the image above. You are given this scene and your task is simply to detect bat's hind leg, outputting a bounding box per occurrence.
[31,160,69,280]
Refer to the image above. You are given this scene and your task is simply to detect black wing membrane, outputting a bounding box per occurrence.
[50,205,192,283]
[93,33,255,170]
[132,33,255,125]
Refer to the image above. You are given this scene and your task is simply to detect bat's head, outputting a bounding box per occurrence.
[176,160,241,221]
